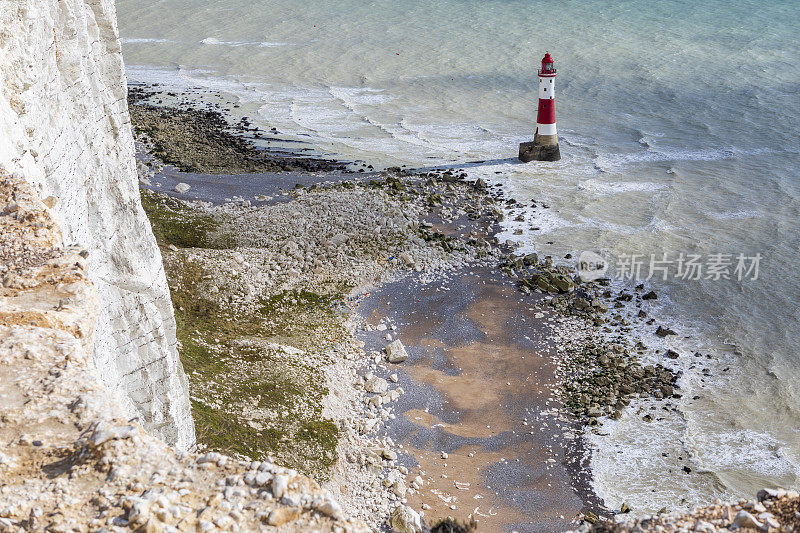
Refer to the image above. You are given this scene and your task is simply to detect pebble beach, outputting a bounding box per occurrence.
[124,84,800,532]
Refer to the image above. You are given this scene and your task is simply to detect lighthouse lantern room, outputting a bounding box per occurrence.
[519,52,561,162]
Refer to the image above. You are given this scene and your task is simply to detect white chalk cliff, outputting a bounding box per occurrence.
[0,0,194,449]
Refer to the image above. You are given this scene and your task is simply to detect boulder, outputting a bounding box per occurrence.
[586,406,603,418]
[550,273,575,293]
[732,510,762,530]
[271,474,289,499]
[386,340,409,363]
[523,253,539,266]
[390,505,422,533]
[655,325,677,337]
[314,499,343,520]
[573,297,590,310]
[267,507,300,527]
[173,182,191,194]
[365,376,389,394]
[399,252,415,268]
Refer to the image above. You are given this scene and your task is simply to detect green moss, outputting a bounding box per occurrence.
[140,189,233,249]
[142,192,343,477]
[416,227,460,252]
[255,289,350,345]
[168,259,340,474]
[191,400,282,459]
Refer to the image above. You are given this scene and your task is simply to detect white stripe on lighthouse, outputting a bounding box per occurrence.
[539,77,555,99]
[536,123,557,136]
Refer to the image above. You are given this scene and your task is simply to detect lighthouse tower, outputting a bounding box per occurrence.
[519,52,561,162]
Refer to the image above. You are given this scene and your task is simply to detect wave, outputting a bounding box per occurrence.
[201,37,289,47]
[707,210,762,220]
[594,145,777,172]
[327,86,475,155]
[121,38,172,44]
[576,179,666,196]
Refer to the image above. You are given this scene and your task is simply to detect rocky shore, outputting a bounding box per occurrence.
[138,168,503,529]
[569,489,800,532]
[125,84,797,532]
[128,86,344,175]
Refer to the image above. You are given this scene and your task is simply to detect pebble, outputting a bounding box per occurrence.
[271,474,289,499]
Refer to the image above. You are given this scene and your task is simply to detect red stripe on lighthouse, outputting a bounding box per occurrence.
[537,98,555,124]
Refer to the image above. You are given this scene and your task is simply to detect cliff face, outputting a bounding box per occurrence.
[0,0,194,448]
[0,169,363,532]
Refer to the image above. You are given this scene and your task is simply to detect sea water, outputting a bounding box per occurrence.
[116,0,800,515]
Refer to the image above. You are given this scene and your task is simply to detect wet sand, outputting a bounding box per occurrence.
[356,263,601,532]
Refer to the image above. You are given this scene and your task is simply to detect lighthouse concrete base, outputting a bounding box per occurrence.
[519,141,561,162]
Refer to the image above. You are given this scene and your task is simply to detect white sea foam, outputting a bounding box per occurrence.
[200,37,289,47]
[707,210,762,220]
[121,38,171,44]
[576,179,666,196]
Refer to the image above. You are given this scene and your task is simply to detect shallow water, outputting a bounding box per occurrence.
[117,0,800,515]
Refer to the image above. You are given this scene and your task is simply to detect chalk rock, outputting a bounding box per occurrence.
[314,498,343,520]
[0,1,194,449]
[271,474,289,499]
[732,510,762,530]
[88,423,136,447]
[392,479,407,497]
[399,252,415,267]
[267,507,300,527]
[365,376,389,394]
[390,505,422,533]
[386,340,409,363]
[382,448,397,461]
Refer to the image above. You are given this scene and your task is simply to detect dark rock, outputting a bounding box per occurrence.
[523,253,538,266]
[518,141,561,162]
[656,325,677,337]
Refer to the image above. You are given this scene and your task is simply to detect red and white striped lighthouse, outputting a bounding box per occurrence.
[519,52,561,162]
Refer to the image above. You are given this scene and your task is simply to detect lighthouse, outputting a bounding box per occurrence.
[519,52,561,162]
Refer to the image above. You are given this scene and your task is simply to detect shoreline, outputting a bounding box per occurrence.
[129,83,612,530]
[127,82,786,531]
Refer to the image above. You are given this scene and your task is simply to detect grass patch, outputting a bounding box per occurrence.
[140,191,345,477]
[140,189,233,249]
[192,400,282,459]
[166,256,341,475]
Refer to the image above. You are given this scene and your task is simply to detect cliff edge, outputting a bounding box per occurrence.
[0,0,193,448]
[0,169,366,531]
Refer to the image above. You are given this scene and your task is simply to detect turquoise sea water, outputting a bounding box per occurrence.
[117,0,800,515]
